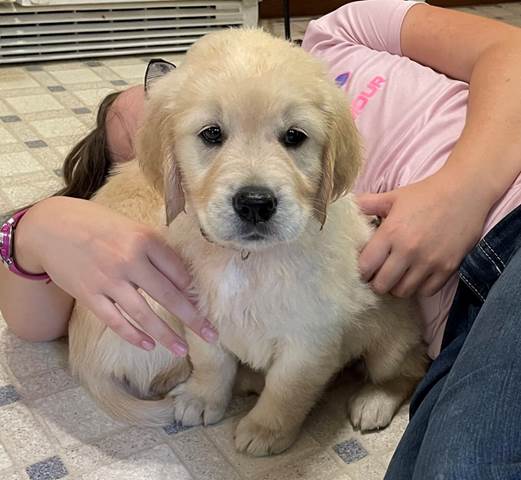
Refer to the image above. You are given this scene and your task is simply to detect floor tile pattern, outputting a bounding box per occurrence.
[1,3,520,479]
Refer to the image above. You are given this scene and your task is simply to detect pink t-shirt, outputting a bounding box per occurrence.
[303,0,521,358]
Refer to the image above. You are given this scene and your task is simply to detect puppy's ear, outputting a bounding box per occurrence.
[164,158,185,225]
[314,90,362,227]
[136,72,185,225]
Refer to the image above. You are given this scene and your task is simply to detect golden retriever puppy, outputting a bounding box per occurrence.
[69,28,427,457]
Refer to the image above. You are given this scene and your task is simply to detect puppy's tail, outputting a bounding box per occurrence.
[83,373,176,427]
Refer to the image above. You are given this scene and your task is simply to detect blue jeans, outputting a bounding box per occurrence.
[385,204,521,480]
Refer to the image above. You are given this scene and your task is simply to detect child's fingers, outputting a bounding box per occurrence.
[89,295,157,351]
[146,236,192,292]
[131,261,218,344]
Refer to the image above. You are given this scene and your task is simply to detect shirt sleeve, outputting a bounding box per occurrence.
[302,0,420,58]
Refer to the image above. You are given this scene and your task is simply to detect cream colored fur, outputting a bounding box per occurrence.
[69,29,427,457]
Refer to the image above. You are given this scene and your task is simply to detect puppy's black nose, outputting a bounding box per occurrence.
[233,186,277,224]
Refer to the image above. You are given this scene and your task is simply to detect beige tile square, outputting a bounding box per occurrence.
[63,426,165,474]
[378,450,395,471]
[2,181,61,209]
[0,100,15,115]
[73,88,116,107]
[22,111,72,123]
[0,69,40,90]
[18,368,77,400]
[170,429,242,480]
[0,126,16,145]
[328,472,355,480]
[0,469,26,480]
[79,112,97,129]
[0,87,47,99]
[0,362,14,386]
[0,442,13,470]
[258,449,342,480]
[0,324,26,353]
[30,116,87,139]
[32,386,125,447]
[0,169,58,188]
[0,195,12,216]
[0,403,56,464]
[30,148,63,170]
[0,144,25,155]
[3,123,40,143]
[340,454,388,480]
[45,136,81,149]
[54,145,74,157]
[205,416,320,478]
[5,95,64,114]
[2,340,68,377]
[0,151,44,175]
[108,64,147,81]
[44,61,84,72]
[104,58,149,67]
[79,444,193,480]
[27,70,60,87]
[49,69,102,84]
[52,90,87,109]
[91,66,123,81]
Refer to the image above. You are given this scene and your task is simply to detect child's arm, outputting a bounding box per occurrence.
[0,196,216,354]
[0,254,74,342]
[357,4,521,296]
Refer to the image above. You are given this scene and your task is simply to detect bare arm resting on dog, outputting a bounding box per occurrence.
[0,197,216,355]
[355,4,521,297]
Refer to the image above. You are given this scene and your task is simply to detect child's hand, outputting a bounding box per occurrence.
[17,196,216,355]
[356,170,488,298]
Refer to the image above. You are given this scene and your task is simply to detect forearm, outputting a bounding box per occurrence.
[0,202,74,341]
[0,266,73,341]
[440,41,521,208]
[401,5,521,210]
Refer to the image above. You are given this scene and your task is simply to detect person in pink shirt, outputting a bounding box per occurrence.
[2,1,521,477]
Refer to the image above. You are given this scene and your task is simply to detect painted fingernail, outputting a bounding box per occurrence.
[141,340,155,351]
[171,342,188,357]
[201,321,218,343]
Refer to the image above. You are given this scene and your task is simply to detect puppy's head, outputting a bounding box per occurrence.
[137,29,361,251]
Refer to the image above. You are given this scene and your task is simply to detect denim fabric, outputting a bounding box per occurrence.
[385,204,521,480]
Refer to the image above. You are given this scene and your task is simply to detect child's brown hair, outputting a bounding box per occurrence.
[56,91,121,200]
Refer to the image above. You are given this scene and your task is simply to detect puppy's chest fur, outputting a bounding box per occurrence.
[168,197,378,371]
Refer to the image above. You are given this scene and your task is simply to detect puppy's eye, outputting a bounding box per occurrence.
[199,126,223,145]
[282,128,307,148]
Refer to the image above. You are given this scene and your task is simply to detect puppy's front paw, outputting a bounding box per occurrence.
[234,414,299,456]
[348,384,401,431]
[170,379,229,426]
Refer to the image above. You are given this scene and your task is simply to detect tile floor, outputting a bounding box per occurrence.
[1,3,520,479]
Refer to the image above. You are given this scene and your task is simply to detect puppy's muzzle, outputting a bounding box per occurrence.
[232,186,278,225]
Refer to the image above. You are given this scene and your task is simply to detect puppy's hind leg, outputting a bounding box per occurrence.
[348,341,428,432]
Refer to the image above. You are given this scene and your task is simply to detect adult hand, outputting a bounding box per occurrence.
[356,169,489,298]
[17,196,216,355]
